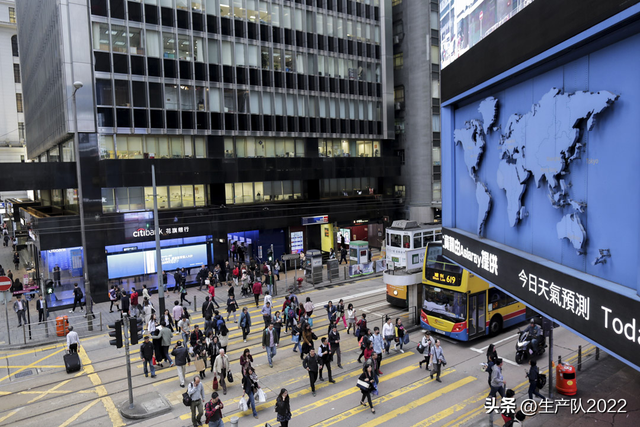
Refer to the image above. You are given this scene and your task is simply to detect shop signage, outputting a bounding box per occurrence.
[123,246,138,252]
[302,215,329,226]
[353,219,368,224]
[442,227,640,370]
[132,226,190,238]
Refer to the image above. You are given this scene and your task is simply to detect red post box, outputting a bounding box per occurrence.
[556,362,577,395]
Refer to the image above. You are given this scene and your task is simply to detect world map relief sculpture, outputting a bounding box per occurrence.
[454,89,618,256]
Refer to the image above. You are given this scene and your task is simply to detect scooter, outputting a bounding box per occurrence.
[515,329,546,364]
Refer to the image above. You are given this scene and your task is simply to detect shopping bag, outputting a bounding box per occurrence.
[308,317,314,327]
[403,333,410,345]
[212,376,219,390]
[292,334,299,343]
[152,356,156,366]
[257,388,267,403]
[195,358,206,372]
[238,396,248,411]
[227,369,234,383]
[356,379,371,391]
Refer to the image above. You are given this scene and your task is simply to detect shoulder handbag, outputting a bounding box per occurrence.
[357,379,372,392]
[182,391,192,407]
[227,369,234,383]
[212,376,219,390]
[417,343,425,354]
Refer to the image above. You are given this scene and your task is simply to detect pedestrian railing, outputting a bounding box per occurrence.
[16,312,103,345]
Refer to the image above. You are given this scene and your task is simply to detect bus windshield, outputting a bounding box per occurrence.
[423,286,467,323]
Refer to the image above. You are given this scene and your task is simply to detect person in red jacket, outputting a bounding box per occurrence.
[252,281,263,307]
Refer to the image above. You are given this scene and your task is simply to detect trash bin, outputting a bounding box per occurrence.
[56,315,69,337]
[229,416,239,427]
[556,362,577,395]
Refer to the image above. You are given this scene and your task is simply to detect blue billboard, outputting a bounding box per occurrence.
[106,244,208,279]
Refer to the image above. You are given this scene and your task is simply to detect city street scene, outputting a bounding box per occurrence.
[1,0,640,427]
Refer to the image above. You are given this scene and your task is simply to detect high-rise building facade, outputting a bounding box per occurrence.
[16,0,401,305]
[391,0,441,224]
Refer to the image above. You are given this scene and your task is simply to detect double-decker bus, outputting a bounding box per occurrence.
[385,221,441,308]
[420,241,526,340]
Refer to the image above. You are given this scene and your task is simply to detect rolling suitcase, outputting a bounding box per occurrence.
[64,352,81,373]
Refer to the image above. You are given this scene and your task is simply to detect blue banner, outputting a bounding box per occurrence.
[70,249,83,277]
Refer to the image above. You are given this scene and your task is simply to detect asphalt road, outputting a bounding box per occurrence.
[0,276,594,427]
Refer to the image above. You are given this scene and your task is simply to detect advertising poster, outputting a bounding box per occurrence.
[349,262,375,277]
[291,231,304,254]
[375,259,386,272]
[70,249,84,277]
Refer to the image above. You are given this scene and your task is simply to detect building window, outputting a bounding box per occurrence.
[104,184,207,213]
[11,35,18,57]
[92,23,110,51]
[392,0,402,6]
[321,177,374,197]
[225,181,302,204]
[431,45,440,65]
[394,86,405,104]
[432,147,441,166]
[394,185,405,198]
[432,181,441,201]
[15,93,23,112]
[12,63,20,83]
[395,119,404,134]
[9,7,16,23]
[432,114,441,132]
[18,122,25,141]
[393,53,403,70]
[62,140,75,162]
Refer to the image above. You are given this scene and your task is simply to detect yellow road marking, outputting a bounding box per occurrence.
[58,399,100,427]
[269,366,456,426]
[359,376,477,427]
[4,365,65,369]
[78,349,126,427]
[412,391,487,426]
[0,408,21,424]
[179,351,414,421]
[27,379,71,404]
[0,347,66,383]
[439,346,596,427]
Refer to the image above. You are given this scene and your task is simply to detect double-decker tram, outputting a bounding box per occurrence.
[385,221,441,308]
[420,241,526,340]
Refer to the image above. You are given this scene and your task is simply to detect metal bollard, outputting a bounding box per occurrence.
[100,312,103,331]
[193,295,197,309]
[595,347,600,360]
[23,325,27,344]
[229,416,239,427]
[558,355,562,365]
[577,345,582,371]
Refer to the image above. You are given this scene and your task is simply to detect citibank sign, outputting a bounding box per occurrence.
[132,226,191,238]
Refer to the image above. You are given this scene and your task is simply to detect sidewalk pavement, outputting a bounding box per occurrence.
[480,350,640,426]
[1,262,382,348]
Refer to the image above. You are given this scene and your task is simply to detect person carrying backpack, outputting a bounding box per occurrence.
[526,359,546,400]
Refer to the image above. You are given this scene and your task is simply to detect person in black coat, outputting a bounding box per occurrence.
[275,388,292,427]
[121,291,130,316]
[358,364,376,413]
[139,336,156,378]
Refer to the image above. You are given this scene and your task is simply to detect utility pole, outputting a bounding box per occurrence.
[123,317,134,409]
[71,81,93,331]
[152,165,165,316]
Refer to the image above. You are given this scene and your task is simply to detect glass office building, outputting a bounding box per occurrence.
[15,0,401,303]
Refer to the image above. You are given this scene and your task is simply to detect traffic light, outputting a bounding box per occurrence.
[108,320,123,348]
[129,317,143,345]
[45,279,54,295]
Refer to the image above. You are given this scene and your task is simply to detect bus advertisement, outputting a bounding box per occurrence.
[421,242,526,341]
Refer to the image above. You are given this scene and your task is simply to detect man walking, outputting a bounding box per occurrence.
[303,348,321,397]
[240,307,251,342]
[371,327,384,375]
[197,265,209,291]
[36,294,46,323]
[140,336,156,378]
[328,324,343,368]
[70,283,84,313]
[339,247,348,264]
[213,349,230,395]
[66,326,80,353]
[488,358,506,398]
[318,337,335,383]
[171,341,191,387]
[13,295,26,327]
[262,323,279,368]
[261,302,272,328]
[187,375,205,427]
[430,339,446,383]
[204,392,224,427]
[53,265,61,286]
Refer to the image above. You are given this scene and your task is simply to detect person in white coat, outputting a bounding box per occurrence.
[419,331,435,369]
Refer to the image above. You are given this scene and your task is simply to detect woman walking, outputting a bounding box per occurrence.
[358,364,376,413]
[180,281,190,306]
[419,331,435,369]
[301,324,315,360]
[346,304,357,335]
[275,388,291,427]
[394,318,406,353]
[335,299,346,328]
[226,295,239,323]
[240,348,254,376]
[207,333,221,372]
[241,367,259,419]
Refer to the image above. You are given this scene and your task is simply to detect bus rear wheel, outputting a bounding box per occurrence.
[489,316,502,336]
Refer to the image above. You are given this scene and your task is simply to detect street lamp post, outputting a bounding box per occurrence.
[71,81,93,330]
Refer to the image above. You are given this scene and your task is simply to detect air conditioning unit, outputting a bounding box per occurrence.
[395,102,403,110]
[393,33,404,44]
